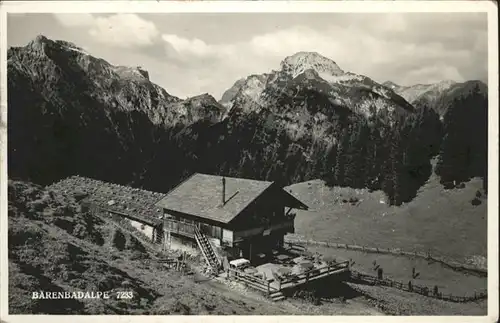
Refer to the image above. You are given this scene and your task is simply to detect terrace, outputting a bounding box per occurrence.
[224,243,350,299]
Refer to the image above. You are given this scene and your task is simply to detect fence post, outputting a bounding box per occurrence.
[377,268,383,280]
[267,281,270,296]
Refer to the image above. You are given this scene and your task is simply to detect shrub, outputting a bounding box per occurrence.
[349,197,359,205]
[54,218,75,233]
[72,223,87,239]
[126,235,148,254]
[471,198,482,206]
[443,182,455,190]
[91,231,105,246]
[112,229,126,251]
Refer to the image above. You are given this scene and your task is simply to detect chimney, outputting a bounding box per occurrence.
[222,177,226,205]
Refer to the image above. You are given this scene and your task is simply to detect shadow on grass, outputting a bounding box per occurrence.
[283,277,364,305]
[11,261,86,314]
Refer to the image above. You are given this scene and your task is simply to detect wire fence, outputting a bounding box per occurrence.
[285,236,487,277]
[350,271,487,303]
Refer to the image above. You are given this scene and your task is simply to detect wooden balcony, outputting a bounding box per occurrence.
[234,219,294,241]
[165,216,295,245]
[164,218,196,238]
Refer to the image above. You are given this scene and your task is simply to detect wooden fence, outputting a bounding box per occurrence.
[157,256,188,271]
[350,271,487,303]
[279,261,350,288]
[227,260,350,295]
[285,236,487,277]
[227,268,278,296]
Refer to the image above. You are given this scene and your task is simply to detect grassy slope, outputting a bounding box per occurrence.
[285,172,487,315]
[348,283,487,316]
[286,171,487,265]
[308,246,486,296]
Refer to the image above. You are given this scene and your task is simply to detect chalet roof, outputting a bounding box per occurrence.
[155,173,308,224]
[46,176,165,226]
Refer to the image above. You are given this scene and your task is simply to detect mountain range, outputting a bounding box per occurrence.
[221,51,414,118]
[7,35,488,205]
[383,79,488,117]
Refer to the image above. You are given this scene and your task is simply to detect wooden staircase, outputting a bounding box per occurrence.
[269,291,285,302]
[194,226,221,275]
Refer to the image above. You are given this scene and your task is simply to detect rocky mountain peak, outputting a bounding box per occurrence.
[25,35,87,56]
[26,34,51,53]
[30,34,50,46]
[280,51,345,79]
[389,79,464,114]
[219,50,415,125]
[136,66,149,80]
[8,35,230,129]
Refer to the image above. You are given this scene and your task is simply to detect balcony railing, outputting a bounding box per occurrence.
[165,217,295,241]
[164,218,196,238]
[234,219,294,240]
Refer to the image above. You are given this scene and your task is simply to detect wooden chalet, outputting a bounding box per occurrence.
[155,173,309,264]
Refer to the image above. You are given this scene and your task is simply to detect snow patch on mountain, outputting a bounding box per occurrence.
[65,46,90,56]
[320,72,364,84]
[371,86,393,100]
[383,81,400,90]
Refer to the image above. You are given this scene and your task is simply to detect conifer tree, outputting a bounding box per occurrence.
[344,124,360,187]
[334,127,350,186]
[390,124,404,205]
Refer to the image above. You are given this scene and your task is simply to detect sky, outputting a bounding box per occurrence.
[7,12,488,99]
